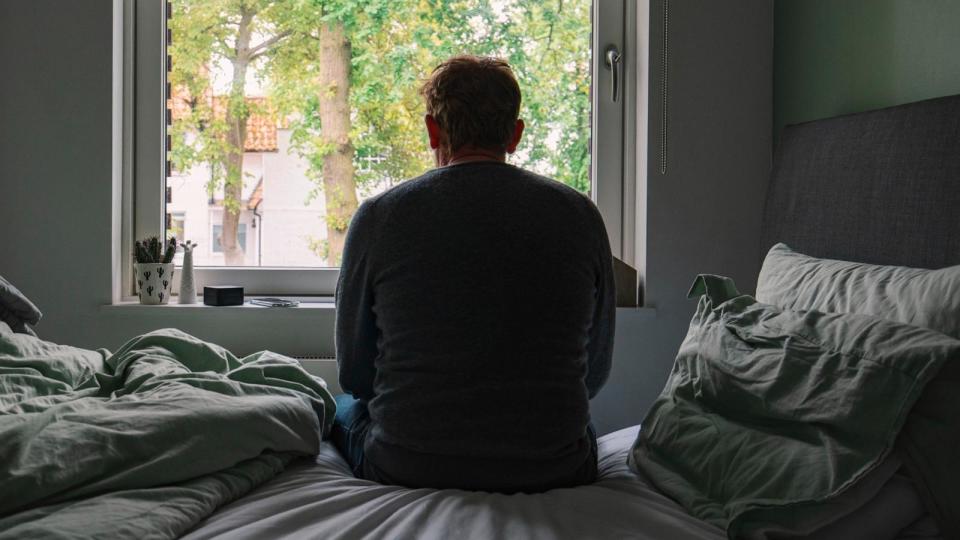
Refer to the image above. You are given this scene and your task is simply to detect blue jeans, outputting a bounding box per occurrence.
[330,393,599,489]
[330,393,372,478]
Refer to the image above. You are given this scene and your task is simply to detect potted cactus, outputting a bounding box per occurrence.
[134,236,177,305]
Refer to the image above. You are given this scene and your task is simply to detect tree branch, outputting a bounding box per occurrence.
[248,31,292,60]
[539,0,564,66]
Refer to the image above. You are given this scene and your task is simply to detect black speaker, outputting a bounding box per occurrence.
[203,286,244,306]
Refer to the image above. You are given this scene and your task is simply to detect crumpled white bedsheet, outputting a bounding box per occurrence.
[183,425,724,540]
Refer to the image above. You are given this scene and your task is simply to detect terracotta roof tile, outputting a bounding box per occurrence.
[169,89,278,153]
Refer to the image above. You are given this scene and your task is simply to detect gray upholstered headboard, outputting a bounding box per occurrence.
[762,94,960,269]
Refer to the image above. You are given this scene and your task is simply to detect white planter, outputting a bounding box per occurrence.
[135,263,175,305]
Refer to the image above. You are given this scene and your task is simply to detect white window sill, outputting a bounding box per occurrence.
[102,298,335,312]
[102,302,654,316]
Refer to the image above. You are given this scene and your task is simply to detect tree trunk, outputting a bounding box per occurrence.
[221,9,254,266]
[317,21,357,266]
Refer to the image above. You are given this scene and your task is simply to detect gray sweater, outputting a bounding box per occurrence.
[335,161,615,491]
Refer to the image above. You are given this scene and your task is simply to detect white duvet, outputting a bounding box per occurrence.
[183,426,724,540]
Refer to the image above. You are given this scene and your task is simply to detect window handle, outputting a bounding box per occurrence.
[604,45,622,103]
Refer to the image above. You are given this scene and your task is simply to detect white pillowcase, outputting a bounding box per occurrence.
[757,243,960,339]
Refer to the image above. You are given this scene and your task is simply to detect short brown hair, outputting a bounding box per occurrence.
[420,55,522,153]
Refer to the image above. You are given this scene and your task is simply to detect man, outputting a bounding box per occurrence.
[333,55,615,493]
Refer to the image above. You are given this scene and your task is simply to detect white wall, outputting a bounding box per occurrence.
[0,0,115,341]
[0,0,772,435]
[258,130,329,266]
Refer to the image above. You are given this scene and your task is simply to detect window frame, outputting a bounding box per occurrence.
[124,0,638,299]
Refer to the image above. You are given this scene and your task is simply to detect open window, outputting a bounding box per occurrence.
[125,0,638,297]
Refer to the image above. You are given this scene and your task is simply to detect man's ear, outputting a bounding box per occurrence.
[505,119,525,154]
[425,114,443,150]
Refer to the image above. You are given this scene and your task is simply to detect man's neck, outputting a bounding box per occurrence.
[438,146,507,167]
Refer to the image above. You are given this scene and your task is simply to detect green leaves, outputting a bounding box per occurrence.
[171,0,592,262]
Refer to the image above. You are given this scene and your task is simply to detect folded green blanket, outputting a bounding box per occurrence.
[0,324,335,537]
[630,275,960,538]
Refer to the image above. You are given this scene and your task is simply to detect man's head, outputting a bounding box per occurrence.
[420,55,525,166]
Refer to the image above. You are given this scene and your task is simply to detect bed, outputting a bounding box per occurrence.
[2,94,958,539]
[188,94,960,539]
[182,426,723,540]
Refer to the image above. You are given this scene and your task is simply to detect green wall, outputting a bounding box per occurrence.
[775,0,960,138]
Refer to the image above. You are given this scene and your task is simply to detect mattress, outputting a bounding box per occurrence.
[183,425,724,540]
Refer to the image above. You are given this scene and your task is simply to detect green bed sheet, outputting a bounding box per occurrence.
[0,324,335,538]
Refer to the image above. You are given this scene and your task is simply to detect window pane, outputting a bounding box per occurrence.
[167,0,593,268]
[211,224,246,253]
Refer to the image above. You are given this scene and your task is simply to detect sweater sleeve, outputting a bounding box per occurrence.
[585,207,616,399]
[335,200,379,400]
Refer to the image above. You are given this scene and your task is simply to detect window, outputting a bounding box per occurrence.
[167,211,185,242]
[211,224,247,254]
[127,0,638,297]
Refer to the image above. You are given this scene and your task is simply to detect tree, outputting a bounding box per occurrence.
[268,0,419,265]
[170,0,592,266]
[169,0,295,265]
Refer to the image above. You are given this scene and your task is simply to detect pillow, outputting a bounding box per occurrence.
[0,274,42,336]
[631,274,960,538]
[756,243,960,338]
[0,320,107,386]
